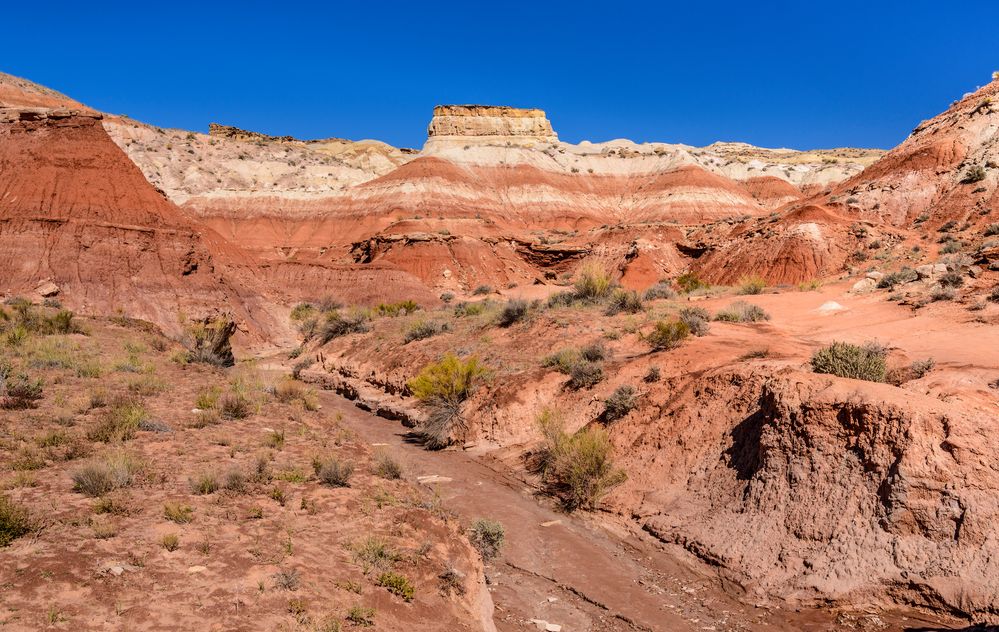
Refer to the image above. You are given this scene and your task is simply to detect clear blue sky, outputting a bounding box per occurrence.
[3,0,998,150]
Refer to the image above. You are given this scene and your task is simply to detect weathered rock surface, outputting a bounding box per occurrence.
[427,104,557,140]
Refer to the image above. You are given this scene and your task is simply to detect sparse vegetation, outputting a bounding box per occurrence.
[536,409,626,511]
[314,457,354,487]
[163,502,194,524]
[319,311,370,344]
[644,320,690,350]
[569,361,604,389]
[737,275,766,295]
[643,281,677,301]
[678,306,710,336]
[376,572,414,601]
[604,289,643,315]
[0,495,33,546]
[161,533,180,551]
[87,397,148,442]
[374,452,402,480]
[714,301,770,323]
[602,385,637,422]
[675,272,707,293]
[961,165,987,184]
[404,319,450,343]
[408,355,487,449]
[497,299,529,327]
[810,341,887,382]
[643,366,661,383]
[572,264,614,302]
[877,267,919,289]
[346,606,375,626]
[72,451,143,496]
[468,518,505,561]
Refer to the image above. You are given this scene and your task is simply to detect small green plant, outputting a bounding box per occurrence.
[810,341,887,382]
[675,272,707,293]
[189,472,220,495]
[468,519,505,561]
[87,397,148,442]
[643,366,661,383]
[318,312,370,344]
[408,354,487,449]
[376,572,414,601]
[195,386,220,410]
[645,320,689,350]
[602,385,637,422]
[352,537,400,571]
[346,606,375,626]
[961,165,987,184]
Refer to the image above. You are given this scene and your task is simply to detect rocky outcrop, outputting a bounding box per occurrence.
[427,104,557,140]
[208,122,296,143]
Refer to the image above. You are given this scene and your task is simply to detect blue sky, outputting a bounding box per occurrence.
[3,1,998,150]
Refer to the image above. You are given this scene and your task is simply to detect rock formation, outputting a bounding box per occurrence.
[426,104,557,141]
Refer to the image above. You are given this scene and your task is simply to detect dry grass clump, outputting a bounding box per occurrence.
[604,289,643,315]
[535,409,626,511]
[714,301,770,323]
[0,368,44,410]
[572,263,614,302]
[675,272,707,293]
[87,396,148,442]
[404,319,451,343]
[351,536,401,572]
[318,311,370,344]
[737,275,766,295]
[644,320,690,350]
[313,456,353,487]
[497,300,529,327]
[72,451,144,497]
[189,471,220,495]
[642,281,677,301]
[0,495,33,547]
[163,502,194,524]
[183,316,236,367]
[374,452,403,480]
[811,341,887,382]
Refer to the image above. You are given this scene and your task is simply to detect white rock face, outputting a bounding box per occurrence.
[427,105,557,140]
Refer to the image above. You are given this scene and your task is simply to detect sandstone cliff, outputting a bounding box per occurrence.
[427,104,557,140]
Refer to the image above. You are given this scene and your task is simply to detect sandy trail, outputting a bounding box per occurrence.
[313,388,961,632]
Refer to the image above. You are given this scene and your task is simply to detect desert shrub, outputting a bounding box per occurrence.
[0,495,33,547]
[468,518,505,561]
[542,348,581,373]
[579,341,607,362]
[989,286,999,303]
[318,311,370,344]
[910,357,936,378]
[439,568,466,596]
[930,285,956,301]
[545,290,577,308]
[163,502,194,524]
[573,264,614,302]
[678,306,710,336]
[352,537,400,571]
[938,270,965,288]
[961,165,987,184]
[374,452,402,480]
[940,239,963,254]
[408,354,487,449]
[984,223,999,237]
[454,301,488,317]
[714,301,770,323]
[604,289,643,315]
[72,451,143,496]
[289,303,317,322]
[218,391,252,419]
[346,606,376,626]
[408,354,486,405]
[645,320,689,350]
[189,472,219,495]
[568,361,604,389]
[675,272,707,293]
[603,385,637,422]
[87,398,147,442]
[440,292,455,304]
[223,469,248,493]
[496,299,529,327]
[810,341,887,382]
[375,300,419,317]
[404,319,450,343]
[877,267,919,289]
[377,572,414,601]
[315,457,353,487]
[643,366,661,383]
[737,275,766,295]
[472,285,493,296]
[184,316,236,367]
[536,410,626,511]
[1,372,44,409]
[272,568,301,591]
[643,281,677,301]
